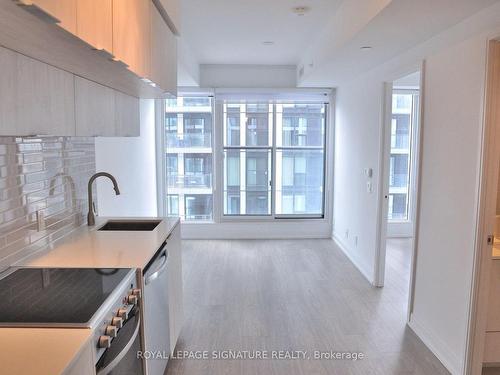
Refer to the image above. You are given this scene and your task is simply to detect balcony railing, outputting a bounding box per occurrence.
[389,173,408,188]
[166,133,212,148]
[167,173,212,188]
[390,134,410,150]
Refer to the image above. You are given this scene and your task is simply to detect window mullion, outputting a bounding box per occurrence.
[271,103,277,218]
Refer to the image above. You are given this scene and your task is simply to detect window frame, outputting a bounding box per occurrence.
[217,101,328,222]
[158,93,334,227]
[162,96,216,223]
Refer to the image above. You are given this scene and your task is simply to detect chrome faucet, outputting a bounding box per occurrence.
[87,172,120,226]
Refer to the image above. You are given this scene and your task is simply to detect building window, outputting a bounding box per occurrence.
[165,97,213,221]
[223,101,326,218]
[388,91,418,221]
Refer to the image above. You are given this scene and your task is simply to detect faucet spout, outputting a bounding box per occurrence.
[87,172,120,226]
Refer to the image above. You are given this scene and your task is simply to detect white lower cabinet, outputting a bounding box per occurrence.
[142,222,183,375]
[63,338,95,375]
[167,223,184,352]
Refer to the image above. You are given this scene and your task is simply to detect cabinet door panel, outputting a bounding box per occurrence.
[75,77,115,136]
[115,92,140,137]
[0,47,18,135]
[76,0,112,53]
[62,340,95,375]
[27,0,77,34]
[113,0,151,78]
[167,223,183,352]
[150,3,177,94]
[16,54,75,136]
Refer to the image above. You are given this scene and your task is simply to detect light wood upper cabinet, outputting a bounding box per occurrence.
[76,0,112,53]
[113,0,151,78]
[20,0,77,34]
[115,91,140,137]
[16,53,75,136]
[150,3,177,94]
[75,77,115,137]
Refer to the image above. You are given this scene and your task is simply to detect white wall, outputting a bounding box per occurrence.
[95,99,158,217]
[333,73,383,281]
[332,2,500,373]
[410,33,488,374]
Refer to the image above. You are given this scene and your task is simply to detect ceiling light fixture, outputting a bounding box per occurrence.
[360,46,373,50]
[262,41,275,46]
[292,6,310,16]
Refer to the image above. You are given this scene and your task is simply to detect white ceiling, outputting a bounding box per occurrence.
[298,0,500,86]
[178,0,500,87]
[179,0,343,65]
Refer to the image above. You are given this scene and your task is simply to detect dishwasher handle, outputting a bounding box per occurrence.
[144,249,168,285]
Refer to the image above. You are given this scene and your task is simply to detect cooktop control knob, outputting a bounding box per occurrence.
[117,308,128,320]
[105,325,117,338]
[127,295,138,305]
[98,335,111,348]
[131,288,142,298]
[111,317,123,329]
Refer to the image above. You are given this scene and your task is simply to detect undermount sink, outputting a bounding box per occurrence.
[98,220,161,231]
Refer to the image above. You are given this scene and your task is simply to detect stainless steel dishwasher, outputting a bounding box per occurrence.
[143,241,170,375]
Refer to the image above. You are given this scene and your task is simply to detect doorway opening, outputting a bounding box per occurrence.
[376,70,422,319]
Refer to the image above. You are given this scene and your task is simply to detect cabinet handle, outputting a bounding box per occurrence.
[16,2,61,24]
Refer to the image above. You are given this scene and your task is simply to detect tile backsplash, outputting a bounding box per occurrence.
[0,136,95,270]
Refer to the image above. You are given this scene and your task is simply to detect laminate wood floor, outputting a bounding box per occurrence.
[165,238,450,375]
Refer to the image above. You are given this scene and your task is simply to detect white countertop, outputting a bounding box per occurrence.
[0,327,92,375]
[3,216,180,375]
[17,216,180,269]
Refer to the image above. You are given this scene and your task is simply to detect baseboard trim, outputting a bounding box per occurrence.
[332,233,374,285]
[408,315,462,375]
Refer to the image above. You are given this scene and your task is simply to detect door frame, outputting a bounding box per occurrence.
[466,39,500,375]
[374,63,425,325]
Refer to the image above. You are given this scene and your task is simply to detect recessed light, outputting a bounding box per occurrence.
[292,6,310,16]
[360,46,373,50]
[262,41,275,46]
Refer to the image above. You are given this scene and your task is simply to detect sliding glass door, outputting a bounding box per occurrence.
[163,96,328,222]
[222,101,327,219]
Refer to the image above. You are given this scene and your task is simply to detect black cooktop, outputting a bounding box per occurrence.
[0,268,132,325]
